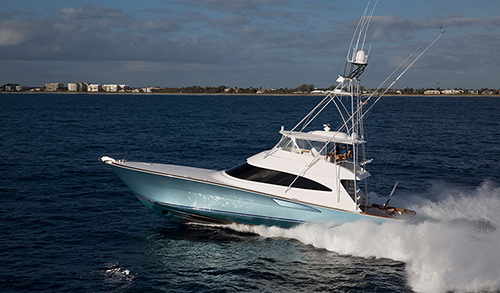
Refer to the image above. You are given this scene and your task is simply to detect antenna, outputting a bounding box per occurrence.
[343,0,378,79]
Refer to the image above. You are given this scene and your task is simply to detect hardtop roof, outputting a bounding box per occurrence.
[279,130,365,144]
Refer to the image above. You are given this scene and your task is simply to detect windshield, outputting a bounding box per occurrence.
[277,137,345,155]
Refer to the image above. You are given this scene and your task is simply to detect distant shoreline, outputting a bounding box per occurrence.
[2,91,499,98]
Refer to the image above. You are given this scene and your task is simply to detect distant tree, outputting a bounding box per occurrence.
[296,84,314,93]
[415,88,425,95]
[402,87,414,94]
[479,88,493,94]
[216,85,226,93]
[1,83,19,89]
[274,87,294,94]
[240,87,257,94]
[204,86,217,93]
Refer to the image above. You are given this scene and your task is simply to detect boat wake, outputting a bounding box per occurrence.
[227,180,500,293]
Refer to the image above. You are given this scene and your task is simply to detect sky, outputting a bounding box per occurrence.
[1,0,500,89]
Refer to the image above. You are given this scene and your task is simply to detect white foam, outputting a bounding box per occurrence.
[229,180,500,293]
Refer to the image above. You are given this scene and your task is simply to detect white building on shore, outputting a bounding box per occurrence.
[45,83,63,91]
[68,82,88,92]
[88,84,101,92]
[119,84,130,92]
[102,84,130,92]
[15,85,30,91]
[102,84,118,92]
[442,89,462,95]
[311,89,326,94]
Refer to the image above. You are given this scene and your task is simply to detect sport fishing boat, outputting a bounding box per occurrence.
[101,3,442,228]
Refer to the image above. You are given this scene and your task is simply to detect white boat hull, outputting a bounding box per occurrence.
[106,160,409,228]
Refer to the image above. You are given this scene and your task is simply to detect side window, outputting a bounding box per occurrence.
[226,163,331,192]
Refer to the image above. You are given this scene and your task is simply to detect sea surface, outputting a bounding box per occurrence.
[1,93,500,292]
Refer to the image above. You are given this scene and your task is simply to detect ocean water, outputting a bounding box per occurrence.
[1,93,499,292]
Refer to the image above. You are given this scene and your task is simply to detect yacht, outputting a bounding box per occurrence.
[100,3,438,228]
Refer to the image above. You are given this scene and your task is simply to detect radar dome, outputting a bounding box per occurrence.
[355,50,367,64]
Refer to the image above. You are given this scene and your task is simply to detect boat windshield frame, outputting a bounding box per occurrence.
[277,130,364,155]
[277,132,360,163]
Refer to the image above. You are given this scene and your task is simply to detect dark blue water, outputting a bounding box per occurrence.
[1,93,499,292]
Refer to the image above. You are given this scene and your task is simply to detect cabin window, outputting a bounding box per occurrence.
[226,163,332,192]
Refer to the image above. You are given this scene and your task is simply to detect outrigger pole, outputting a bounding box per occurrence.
[349,26,445,130]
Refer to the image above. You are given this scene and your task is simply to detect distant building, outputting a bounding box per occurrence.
[45,83,63,91]
[442,89,461,95]
[15,85,30,91]
[88,84,101,92]
[101,84,130,92]
[424,90,440,95]
[68,82,87,92]
[68,83,78,91]
[102,84,118,92]
[118,84,130,92]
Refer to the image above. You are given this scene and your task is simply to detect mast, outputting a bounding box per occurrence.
[280,1,377,210]
[339,1,377,210]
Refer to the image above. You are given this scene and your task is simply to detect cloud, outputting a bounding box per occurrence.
[0,6,203,62]
[0,3,334,67]
[182,0,290,11]
[1,2,499,89]
[213,15,250,27]
[56,5,127,21]
[0,19,52,47]
[368,14,500,40]
[0,20,28,46]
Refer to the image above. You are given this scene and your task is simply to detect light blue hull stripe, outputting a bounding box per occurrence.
[138,196,305,227]
[111,163,389,228]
